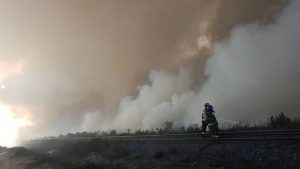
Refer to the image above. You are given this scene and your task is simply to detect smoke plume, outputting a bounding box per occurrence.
[83,0,300,131]
[0,0,293,145]
[195,0,300,123]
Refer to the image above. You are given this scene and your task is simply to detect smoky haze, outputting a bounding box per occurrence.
[0,0,293,144]
[103,0,300,131]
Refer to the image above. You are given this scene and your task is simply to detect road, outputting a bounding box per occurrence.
[35,129,300,142]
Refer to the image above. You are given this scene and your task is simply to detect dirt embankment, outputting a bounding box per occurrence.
[1,139,299,169]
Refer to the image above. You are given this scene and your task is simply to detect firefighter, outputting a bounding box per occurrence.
[201,103,209,134]
[202,103,219,138]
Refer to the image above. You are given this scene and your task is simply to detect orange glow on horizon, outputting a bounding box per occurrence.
[0,103,32,147]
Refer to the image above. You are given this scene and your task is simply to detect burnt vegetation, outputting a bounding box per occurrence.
[227,112,300,131]
[17,113,300,169]
[24,139,130,169]
[41,113,300,139]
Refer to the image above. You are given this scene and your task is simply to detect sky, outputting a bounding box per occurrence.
[0,0,298,146]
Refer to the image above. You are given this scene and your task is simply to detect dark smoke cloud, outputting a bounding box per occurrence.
[0,0,289,144]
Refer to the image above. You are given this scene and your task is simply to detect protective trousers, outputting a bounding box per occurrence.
[201,120,208,133]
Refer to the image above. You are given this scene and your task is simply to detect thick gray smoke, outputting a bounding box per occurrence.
[82,0,300,131]
[82,68,196,131]
[195,0,300,123]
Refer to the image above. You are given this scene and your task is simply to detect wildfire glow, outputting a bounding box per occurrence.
[1,85,6,89]
[0,103,32,147]
[0,60,28,147]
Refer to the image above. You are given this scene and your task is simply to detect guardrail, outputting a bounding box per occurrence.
[33,129,300,142]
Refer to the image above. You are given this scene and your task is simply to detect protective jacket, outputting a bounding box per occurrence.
[203,105,217,125]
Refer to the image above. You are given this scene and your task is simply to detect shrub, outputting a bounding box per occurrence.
[186,123,201,133]
[9,147,35,157]
[110,130,117,135]
[162,121,173,133]
[268,112,292,128]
